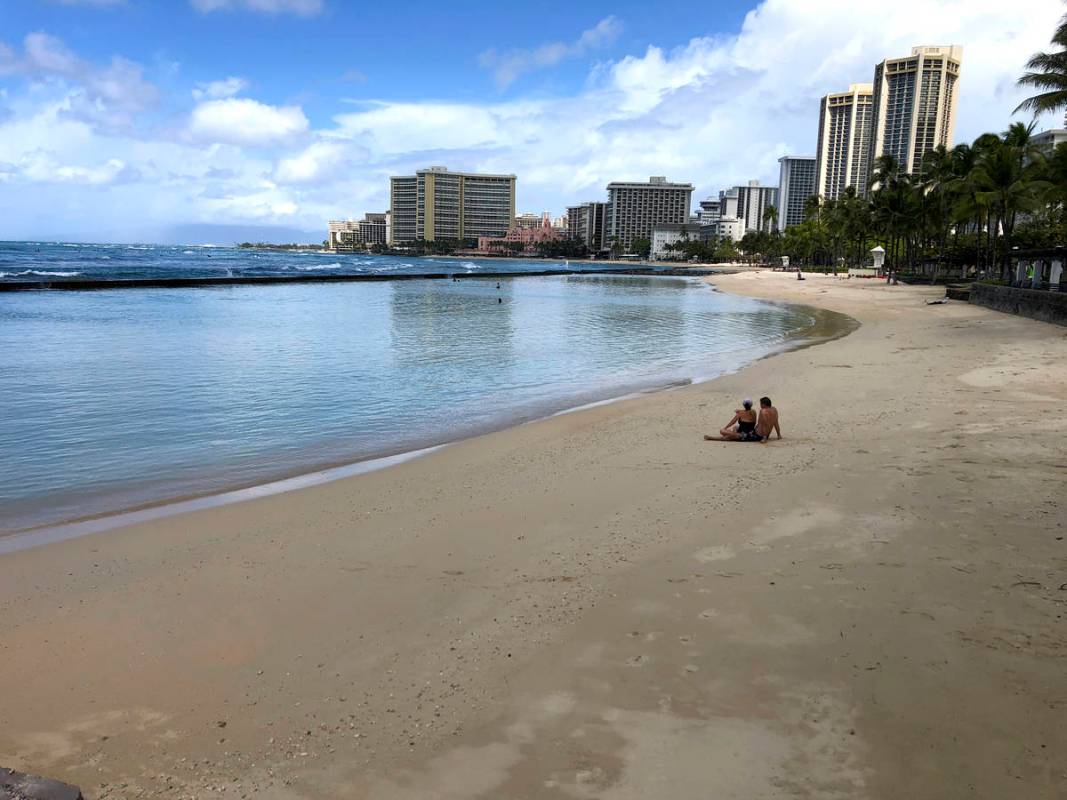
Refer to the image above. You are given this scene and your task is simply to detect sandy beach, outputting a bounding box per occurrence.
[1,271,1064,799]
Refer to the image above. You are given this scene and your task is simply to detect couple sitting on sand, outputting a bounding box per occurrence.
[705,396,781,443]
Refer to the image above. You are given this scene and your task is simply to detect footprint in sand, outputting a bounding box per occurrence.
[626,655,649,667]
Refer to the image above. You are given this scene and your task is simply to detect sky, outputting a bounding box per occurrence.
[0,0,1063,244]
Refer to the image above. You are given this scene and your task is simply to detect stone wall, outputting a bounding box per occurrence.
[969,283,1067,327]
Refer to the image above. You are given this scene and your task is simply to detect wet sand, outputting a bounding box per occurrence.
[1,271,1064,799]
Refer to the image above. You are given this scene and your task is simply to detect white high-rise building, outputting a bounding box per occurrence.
[815,83,874,200]
[869,45,962,176]
[777,156,816,231]
[719,181,779,234]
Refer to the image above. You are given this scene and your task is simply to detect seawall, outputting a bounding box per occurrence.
[0,267,734,292]
[969,283,1067,327]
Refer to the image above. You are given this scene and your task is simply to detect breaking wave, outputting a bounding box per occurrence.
[0,269,84,277]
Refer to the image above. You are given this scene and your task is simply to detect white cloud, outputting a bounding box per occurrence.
[18,151,129,184]
[23,32,83,75]
[187,97,309,146]
[192,76,248,100]
[479,16,623,89]
[345,0,1065,207]
[0,0,1063,241]
[275,140,352,183]
[0,33,158,130]
[189,0,323,15]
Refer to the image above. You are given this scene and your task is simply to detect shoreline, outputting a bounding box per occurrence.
[2,271,1063,799]
[0,286,855,546]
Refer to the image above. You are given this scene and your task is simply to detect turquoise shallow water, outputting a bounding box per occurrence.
[0,268,817,532]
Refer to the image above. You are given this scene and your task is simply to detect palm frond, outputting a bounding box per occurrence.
[1016,71,1067,91]
[1014,90,1067,116]
[1023,51,1067,72]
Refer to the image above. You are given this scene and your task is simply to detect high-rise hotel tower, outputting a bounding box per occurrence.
[605,176,693,250]
[815,83,874,200]
[390,167,516,244]
[776,156,816,230]
[869,46,962,175]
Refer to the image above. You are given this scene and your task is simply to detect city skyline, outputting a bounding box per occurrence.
[0,0,1062,243]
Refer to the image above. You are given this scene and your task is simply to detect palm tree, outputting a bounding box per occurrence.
[1016,9,1067,120]
[762,205,778,234]
[972,137,1051,280]
[802,194,822,223]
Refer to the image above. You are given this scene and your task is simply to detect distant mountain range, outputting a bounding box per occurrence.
[159,224,324,246]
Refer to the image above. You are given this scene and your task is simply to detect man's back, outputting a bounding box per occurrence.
[756,397,780,440]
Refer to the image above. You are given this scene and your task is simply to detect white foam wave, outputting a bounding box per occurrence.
[296,263,341,271]
[183,250,196,254]
[0,269,83,277]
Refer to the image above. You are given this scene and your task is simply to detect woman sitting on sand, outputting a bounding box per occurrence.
[706,398,758,442]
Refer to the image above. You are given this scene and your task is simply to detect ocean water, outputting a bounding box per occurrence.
[0,240,598,281]
[0,246,819,533]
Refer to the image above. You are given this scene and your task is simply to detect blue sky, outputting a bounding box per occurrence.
[0,0,1062,243]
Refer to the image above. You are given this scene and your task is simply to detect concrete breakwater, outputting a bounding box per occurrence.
[969,282,1067,326]
[0,267,733,292]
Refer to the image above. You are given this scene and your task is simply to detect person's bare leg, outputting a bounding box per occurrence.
[705,429,741,441]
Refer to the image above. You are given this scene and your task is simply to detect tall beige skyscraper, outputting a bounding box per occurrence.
[814,83,874,200]
[869,45,962,175]
[389,167,516,243]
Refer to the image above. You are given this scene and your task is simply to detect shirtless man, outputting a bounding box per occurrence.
[754,396,781,443]
[703,396,781,443]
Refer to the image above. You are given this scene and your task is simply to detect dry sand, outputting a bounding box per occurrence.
[1,271,1065,799]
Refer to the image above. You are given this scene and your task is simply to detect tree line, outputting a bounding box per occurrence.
[743,11,1067,281]
[748,127,1062,281]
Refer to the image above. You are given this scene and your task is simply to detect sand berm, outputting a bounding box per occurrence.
[1,271,1064,799]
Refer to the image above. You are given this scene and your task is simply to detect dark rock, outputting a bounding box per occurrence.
[0,768,83,800]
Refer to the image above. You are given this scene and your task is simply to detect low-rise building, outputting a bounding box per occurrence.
[651,222,706,259]
[706,216,745,243]
[476,223,564,256]
[328,212,390,249]
[1033,128,1067,154]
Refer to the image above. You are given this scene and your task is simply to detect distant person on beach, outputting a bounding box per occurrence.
[706,398,758,441]
[704,396,781,442]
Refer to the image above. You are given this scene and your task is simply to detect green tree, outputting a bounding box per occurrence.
[714,239,739,262]
[631,237,652,258]
[1016,9,1067,119]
